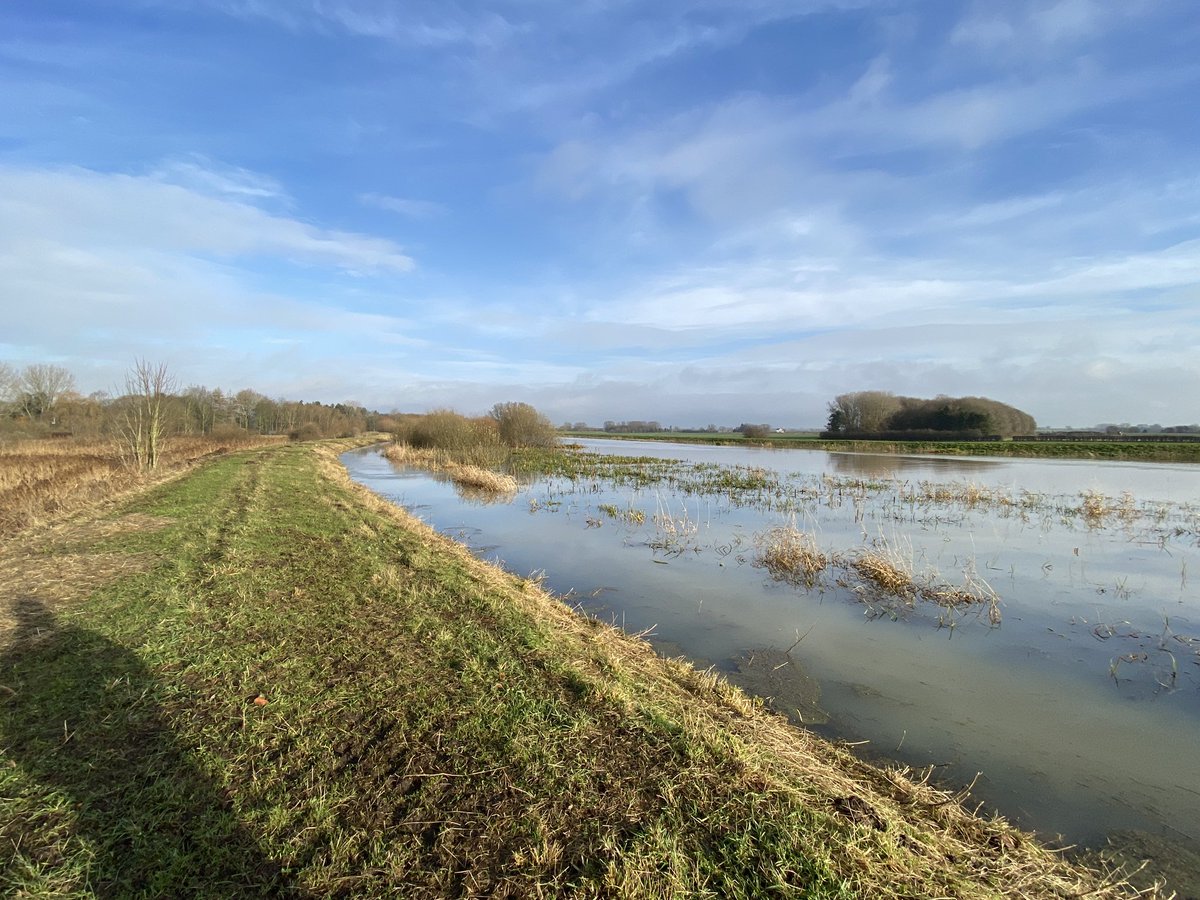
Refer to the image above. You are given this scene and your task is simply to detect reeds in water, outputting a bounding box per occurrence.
[754,522,828,587]
[382,444,517,497]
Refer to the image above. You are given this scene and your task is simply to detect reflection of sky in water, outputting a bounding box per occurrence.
[344,444,1200,853]
[576,438,1200,503]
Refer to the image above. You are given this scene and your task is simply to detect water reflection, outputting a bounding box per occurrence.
[826,451,1000,478]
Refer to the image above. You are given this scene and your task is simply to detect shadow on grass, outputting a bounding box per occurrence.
[1,597,299,897]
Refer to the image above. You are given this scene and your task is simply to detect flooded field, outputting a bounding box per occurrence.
[342,440,1200,864]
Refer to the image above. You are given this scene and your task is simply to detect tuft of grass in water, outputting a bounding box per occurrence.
[830,535,1003,625]
[755,522,829,587]
[597,502,646,525]
[1081,489,1110,523]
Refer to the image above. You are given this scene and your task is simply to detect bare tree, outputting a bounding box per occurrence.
[121,360,176,470]
[0,362,18,413]
[19,364,76,422]
[826,391,900,433]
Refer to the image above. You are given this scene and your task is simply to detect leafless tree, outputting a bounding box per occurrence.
[0,362,19,412]
[121,359,176,470]
[19,363,76,421]
[826,391,901,433]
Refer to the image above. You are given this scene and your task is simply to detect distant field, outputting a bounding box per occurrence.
[565,431,1200,463]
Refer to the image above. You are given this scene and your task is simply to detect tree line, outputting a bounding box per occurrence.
[1,360,393,445]
[824,391,1036,438]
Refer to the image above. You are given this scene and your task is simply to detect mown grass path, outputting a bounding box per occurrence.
[0,442,1159,897]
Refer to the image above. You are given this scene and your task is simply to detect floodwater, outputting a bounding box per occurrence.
[341,440,1200,860]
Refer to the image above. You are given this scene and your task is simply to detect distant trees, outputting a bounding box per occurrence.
[824,392,1035,438]
[0,363,18,415]
[736,423,771,439]
[825,391,902,434]
[16,364,76,423]
[0,360,384,442]
[603,420,663,434]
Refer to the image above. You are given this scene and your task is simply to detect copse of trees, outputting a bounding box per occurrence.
[824,391,1036,438]
[736,423,771,438]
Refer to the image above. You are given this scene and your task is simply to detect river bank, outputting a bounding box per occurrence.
[0,439,1166,896]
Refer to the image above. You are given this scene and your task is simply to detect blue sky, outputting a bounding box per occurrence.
[2,0,1198,427]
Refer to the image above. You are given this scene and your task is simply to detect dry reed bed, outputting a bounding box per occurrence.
[320,445,1160,898]
[382,443,518,496]
[0,435,279,537]
[755,524,1003,623]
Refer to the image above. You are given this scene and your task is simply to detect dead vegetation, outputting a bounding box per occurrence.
[0,434,279,538]
[382,443,518,497]
[754,524,1004,624]
[754,521,829,587]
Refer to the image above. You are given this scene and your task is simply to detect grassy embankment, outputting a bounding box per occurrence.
[569,431,1200,463]
[1,439,1162,897]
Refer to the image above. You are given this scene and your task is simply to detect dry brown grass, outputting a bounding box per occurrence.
[0,434,278,538]
[754,522,829,586]
[849,546,918,601]
[382,443,517,497]
[839,538,1003,624]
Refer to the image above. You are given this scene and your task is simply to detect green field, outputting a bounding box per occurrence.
[0,440,1160,897]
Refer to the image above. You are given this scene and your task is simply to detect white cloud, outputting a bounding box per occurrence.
[150,155,288,202]
[0,164,414,273]
[359,192,447,219]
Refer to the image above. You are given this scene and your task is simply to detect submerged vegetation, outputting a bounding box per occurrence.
[0,439,1161,896]
[512,445,1200,541]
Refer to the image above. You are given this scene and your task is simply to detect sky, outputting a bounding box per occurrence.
[2,0,1198,428]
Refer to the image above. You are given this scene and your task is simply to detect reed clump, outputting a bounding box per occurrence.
[1081,489,1110,523]
[382,443,517,497]
[754,523,829,587]
[830,537,1003,624]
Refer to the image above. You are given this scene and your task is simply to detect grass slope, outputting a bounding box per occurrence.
[0,442,1156,897]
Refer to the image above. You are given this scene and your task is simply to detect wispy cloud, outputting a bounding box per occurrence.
[359,192,447,219]
[0,164,414,273]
